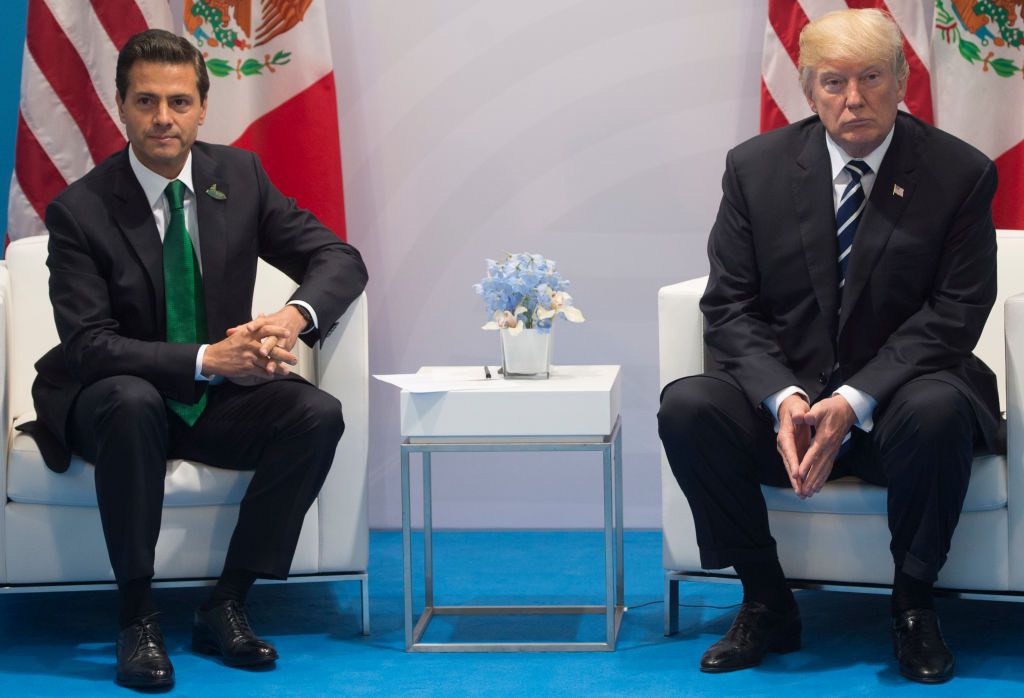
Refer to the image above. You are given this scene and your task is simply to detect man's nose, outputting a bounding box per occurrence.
[153,100,172,125]
[845,82,864,108]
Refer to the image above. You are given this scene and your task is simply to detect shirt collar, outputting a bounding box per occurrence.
[128,146,195,207]
[824,125,894,182]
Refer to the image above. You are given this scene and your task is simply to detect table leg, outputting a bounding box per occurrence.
[603,442,615,647]
[401,445,414,650]
[423,451,434,608]
[614,425,624,607]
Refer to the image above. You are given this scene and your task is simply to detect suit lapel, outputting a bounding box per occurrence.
[112,148,166,328]
[190,145,229,341]
[837,115,920,336]
[793,123,840,336]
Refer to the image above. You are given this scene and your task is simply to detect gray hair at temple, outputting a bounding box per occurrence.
[798,8,909,97]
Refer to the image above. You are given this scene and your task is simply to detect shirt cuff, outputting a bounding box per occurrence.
[764,386,808,432]
[834,384,877,432]
[288,300,318,335]
[196,344,214,381]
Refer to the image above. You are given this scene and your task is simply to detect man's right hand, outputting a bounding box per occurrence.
[777,393,811,496]
[202,316,298,381]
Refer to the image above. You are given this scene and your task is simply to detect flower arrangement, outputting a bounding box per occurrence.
[474,253,585,334]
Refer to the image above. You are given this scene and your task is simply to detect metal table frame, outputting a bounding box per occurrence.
[400,417,624,652]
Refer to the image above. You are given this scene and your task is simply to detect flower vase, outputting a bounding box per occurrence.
[499,327,553,379]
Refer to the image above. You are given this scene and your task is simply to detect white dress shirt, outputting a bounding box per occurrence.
[764,126,894,432]
[127,147,318,382]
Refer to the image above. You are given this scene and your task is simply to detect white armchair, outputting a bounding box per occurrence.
[660,230,1024,635]
[0,236,370,634]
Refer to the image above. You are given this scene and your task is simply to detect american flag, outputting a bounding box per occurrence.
[8,0,172,245]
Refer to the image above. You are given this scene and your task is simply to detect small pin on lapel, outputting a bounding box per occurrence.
[892,184,904,198]
[205,183,227,200]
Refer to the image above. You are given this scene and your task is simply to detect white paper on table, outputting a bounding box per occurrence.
[373,371,517,393]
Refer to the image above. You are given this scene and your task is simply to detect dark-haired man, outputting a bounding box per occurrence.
[21,29,367,688]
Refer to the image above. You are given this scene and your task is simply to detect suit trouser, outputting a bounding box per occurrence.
[657,374,978,583]
[67,374,345,584]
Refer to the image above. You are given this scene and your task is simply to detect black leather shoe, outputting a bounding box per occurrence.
[892,609,954,684]
[192,600,278,667]
[116,614,174,689]
[700,601,802,673]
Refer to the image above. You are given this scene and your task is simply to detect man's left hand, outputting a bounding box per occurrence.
[256,304,308,369]
[224,305,308,376]
[793,395,857,499]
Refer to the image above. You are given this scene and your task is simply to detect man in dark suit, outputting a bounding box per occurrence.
[658,9,998,684]
[21,30,367,689]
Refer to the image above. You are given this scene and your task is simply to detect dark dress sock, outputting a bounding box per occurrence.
[892,568,935,616]
[205,569,258,609]
[118,576,157,629]
[734,559,796,613]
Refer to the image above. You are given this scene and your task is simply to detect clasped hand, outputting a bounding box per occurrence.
[776,393,857,499]
[201,305,307,384]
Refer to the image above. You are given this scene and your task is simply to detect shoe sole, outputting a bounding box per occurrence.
[192,637,278,667]
[898,667,953,684]
[116,673,174,689]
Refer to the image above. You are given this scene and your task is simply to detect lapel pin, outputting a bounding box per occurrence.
[205,183,227,201]
[892,184,905,198]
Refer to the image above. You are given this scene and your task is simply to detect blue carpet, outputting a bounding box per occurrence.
[0,530,1022,695]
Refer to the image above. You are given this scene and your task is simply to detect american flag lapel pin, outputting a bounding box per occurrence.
[893,184,905,198]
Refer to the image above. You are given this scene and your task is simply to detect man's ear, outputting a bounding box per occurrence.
[198,97,207,126]
[115,91,126,123]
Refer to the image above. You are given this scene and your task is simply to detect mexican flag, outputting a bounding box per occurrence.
[932,0,1024,229]
[182,0,347,239]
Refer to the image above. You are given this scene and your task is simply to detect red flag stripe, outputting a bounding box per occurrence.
[993,142,1024,230]
[232,73,347,240]
[14,113,67,222]
[760,79,790,133]
[26,0,125,166]
[91,0,149,51]
[900,34,933,124]
[767,0,810,70]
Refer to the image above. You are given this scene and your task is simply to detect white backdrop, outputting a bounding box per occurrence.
[325,0,768,529]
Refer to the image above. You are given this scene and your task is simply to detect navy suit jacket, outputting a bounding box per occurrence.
[26,141,368,472]
[700,112,1001,452]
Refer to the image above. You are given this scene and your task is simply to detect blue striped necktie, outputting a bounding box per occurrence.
[836,159,871,312]
[833,160,870,458]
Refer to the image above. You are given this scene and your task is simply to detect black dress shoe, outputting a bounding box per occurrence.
[116,614,174,689]
[891,608,954,684]
[700,601,802,673]
[192,600,278,667]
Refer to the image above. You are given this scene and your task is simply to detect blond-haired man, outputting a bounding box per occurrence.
[659,9,999,684]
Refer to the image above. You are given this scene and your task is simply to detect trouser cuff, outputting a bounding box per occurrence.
[894,550,941,584]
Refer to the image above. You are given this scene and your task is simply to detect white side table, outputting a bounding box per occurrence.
[399,365,624,652]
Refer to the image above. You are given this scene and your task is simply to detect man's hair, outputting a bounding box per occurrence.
[116,29,210,102]
[798,8,909,97]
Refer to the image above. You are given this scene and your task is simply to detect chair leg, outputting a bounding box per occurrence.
[665,573,679,636]
[360,576,371,636]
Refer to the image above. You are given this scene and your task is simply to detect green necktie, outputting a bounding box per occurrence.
[163,179,208,425]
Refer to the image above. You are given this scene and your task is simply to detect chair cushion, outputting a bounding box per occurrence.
[7,414,253,507]
[761,453,1006,515]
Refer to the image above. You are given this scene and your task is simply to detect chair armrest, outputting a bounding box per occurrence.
[658,277,708,390]
[313,292,369,573]
[0,262,10,583]
[1005,292,1024,587]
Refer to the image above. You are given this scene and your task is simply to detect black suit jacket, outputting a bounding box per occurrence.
[700,112,1001,451]
[26,142,368,472]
